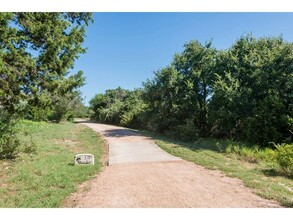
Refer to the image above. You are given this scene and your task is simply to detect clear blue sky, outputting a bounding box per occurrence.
[71,13,293,105]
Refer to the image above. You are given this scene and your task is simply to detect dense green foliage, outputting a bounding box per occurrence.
[90,35,292,147]
[274,143,293,175]
[209,36,292,145]
[90,87,146,128]
[0,13,92,116]
[0,110,19,158]
[0,13,92,157]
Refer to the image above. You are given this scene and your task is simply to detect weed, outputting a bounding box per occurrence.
[22,136,37,154]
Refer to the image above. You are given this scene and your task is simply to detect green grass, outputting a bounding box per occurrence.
[141,131,293,207]
[0,120,105,208]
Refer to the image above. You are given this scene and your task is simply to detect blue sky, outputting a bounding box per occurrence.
[71,13,293,105]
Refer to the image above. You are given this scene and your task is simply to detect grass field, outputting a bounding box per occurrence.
[141,132,293,207]
[0,120,105,208]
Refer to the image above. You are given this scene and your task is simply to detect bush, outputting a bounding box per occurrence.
[28,105,53,122]
[163,119,199,141]
[274,143,293,175]
[173,119,199,141]
[120,111,134,127]
[0,110,20,159]
[21,134,37,154]
[255,148,277,163]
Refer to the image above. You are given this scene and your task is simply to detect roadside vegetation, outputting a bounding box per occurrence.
[0,120,104,208]
[89,35,292,175]
[90,35,292,147]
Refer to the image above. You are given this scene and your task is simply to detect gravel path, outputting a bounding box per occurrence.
[62,121,280,208]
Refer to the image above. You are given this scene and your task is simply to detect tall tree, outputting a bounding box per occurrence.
[142,67,182,131]
[173,40,216,136]
[209,35,293,145]
[0,12,92,115]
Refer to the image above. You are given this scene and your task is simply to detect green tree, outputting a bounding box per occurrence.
[88,35,292,147]
[90,94,108,121]
[142,67,182,132]
[90,88,147,128]
[0,12,92,157]
[209,35,293,145]
[173,40,216,137]
[90,87,129,124]
[0,12,92,116]
[120,89,147,128]
[142,41,216,138]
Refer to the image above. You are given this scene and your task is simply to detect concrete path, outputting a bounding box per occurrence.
[62,120,281,208]
[81,122,181,165]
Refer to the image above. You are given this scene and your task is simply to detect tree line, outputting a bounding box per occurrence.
[90,35,293,147]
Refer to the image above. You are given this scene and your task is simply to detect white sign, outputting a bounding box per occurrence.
[74,154,95,165]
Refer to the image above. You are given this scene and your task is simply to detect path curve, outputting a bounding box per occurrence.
[83,122,181,165]
[62,120,280,208]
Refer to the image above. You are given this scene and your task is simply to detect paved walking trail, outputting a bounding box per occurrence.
[62,120,280,208]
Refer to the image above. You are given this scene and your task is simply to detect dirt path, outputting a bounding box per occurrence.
[62,121,280,208]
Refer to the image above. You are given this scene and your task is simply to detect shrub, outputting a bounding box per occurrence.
[28,105,53,122]
[255,148,277,163]
[274,143,293,175]
[22,134,37,154]
[0,110,20,159]
[120,111,134,127]
[239,147,259,163]
[174,119,199,141]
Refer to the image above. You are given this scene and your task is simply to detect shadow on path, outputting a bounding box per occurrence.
[74,119,93,124]
[102,129,143,138]
[74,119,144,138]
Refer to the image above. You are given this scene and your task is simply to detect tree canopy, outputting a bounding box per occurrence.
[90,35,293,147]
[0,12,92,117]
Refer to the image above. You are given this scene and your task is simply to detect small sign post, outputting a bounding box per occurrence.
[74,154,95,165]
